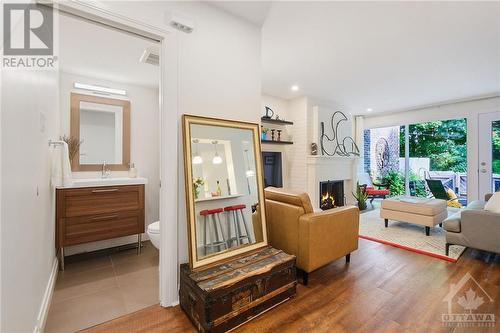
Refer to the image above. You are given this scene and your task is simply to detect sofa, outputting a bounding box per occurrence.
[264,187,359,285]
[443,194,500,255]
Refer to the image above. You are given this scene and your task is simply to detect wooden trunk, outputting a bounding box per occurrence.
[179,247,296,333]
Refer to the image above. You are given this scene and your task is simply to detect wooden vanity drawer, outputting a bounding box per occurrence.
[63,210,144,246]
[60,185,144,217]
[55,184,146,249]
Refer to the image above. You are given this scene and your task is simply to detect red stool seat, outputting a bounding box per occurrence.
[224,204,246,211]
[200,208,224,216]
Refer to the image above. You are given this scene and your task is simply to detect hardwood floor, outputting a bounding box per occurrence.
[82,239,499,333]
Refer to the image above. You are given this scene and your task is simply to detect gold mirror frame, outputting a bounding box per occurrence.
[182,115,268,270]
[70,93,131,171]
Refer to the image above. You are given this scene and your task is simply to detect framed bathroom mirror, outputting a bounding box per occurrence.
[182,115,268,269]
[70,93,130,171]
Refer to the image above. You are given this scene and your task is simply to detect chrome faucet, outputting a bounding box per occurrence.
[101,161,111,178]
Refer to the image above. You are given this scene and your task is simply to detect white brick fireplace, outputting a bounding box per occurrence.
[306,154,359,210]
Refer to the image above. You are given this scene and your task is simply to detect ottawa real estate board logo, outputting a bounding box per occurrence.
[2,3,57,69]
[442,272,495,328]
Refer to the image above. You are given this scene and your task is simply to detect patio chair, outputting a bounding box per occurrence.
[358,173,390,204]
[425,179,462,208]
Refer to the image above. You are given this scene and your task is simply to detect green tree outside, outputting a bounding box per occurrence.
[492,120,500,174]
[399,118,467,172]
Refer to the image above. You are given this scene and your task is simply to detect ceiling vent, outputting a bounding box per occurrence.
[139,47,159,66]
[166,12,194,33]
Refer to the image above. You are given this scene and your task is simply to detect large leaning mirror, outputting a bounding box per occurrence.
[182,115,268,269]
[70,93,130,171]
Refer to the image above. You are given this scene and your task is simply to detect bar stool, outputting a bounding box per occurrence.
[224,204,251,247]
[200,208,227,255]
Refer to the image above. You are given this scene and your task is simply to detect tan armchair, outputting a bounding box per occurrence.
[264,187,359,284]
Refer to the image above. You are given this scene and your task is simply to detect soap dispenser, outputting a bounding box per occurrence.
[128,163,137,178]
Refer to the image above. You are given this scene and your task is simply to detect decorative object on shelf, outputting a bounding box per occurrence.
[277,129,282,141]
[60,135,82,163]
[319,111,360,157]
[276,114,280,120]
[263,106,274,119]
[193,177,205,199]
[311,142,318,155]
[271,129,275,141]
[352,181,368,211]
[261,126,269,140]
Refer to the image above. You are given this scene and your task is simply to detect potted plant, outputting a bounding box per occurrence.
[352,181,368,210]
[60,135,82,164]
[193,177,205,199]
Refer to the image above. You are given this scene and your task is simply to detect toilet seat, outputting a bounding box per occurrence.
[148,221,160,234]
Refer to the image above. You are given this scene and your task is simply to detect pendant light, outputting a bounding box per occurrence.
[244,149,255,177]
[192,139,203,165]
[212,141,222,165]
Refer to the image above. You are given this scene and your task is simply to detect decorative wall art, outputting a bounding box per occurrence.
[319,111,360,157]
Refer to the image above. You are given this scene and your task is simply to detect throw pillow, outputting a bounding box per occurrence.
[446,188,463,208]
[484,191,500,213]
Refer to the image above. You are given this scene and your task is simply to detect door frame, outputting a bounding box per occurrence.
[46,0,180,307]
[478,111,500,199]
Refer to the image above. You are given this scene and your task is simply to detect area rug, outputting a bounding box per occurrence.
[359,209,466,262]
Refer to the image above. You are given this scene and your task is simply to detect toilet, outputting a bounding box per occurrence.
[147,221,160,249]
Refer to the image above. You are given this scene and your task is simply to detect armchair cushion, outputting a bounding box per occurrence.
[484,191,500,213]
[365,187,390,196]
[265,187,314,214]
[443,212,461,232]
[298,206,359,272]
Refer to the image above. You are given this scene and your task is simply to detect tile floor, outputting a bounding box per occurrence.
[45,241,159,333]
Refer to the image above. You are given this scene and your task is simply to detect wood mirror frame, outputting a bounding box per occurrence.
[182,114,268,270]
[70,93,131,171]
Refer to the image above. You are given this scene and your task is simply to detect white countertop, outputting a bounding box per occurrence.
[195,194,243,203]
[56,177,148,189]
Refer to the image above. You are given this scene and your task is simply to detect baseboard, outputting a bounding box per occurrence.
[33,257,59,333]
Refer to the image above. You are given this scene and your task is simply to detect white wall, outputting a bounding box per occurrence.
[95,1,261,265]
[59,72,160,255]
[1,69,59,332]
[363,96,500,201]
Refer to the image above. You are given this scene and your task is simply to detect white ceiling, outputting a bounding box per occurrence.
[207,1,272,26]
[59,14,159,88]
[261,1,500,114]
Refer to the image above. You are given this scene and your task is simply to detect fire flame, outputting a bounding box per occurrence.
[321,192,335,206]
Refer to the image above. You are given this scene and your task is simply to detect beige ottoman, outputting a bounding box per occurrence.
[380,196,448,236]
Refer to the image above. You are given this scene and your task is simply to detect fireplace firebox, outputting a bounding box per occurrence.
[319,180,345,210]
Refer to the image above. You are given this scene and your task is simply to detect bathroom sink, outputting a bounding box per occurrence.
[68,177,148,188]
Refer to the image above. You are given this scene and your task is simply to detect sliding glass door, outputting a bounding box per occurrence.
[478,112,500,199]
[364,118,467,203]
[406,118,467,203]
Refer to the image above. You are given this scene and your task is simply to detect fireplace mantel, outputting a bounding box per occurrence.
[306,155,359,209]
[307,155,358,164]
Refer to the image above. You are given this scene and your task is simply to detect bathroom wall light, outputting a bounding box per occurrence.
[291,85,299,91]
[192,139,203,165]
[74,82,127,96]
[244,149,255,177]
[212,141,223,165]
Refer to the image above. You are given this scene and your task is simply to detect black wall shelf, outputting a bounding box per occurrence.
[261,140,293,145]
[260,117,294,125]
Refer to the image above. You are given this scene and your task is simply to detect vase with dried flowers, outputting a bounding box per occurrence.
[60,135,83,164]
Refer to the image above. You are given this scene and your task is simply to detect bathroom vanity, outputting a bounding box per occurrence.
[56,178,147,270]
